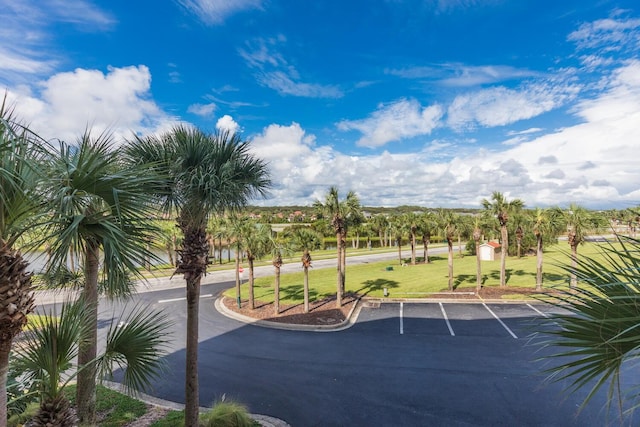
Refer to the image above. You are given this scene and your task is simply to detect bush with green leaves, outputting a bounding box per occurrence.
[199,399,258,427]
[537,234,640,422]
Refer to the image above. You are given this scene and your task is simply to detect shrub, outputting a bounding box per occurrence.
[199,400,257,427]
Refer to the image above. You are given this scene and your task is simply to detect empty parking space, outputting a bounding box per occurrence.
[356,302,556,339]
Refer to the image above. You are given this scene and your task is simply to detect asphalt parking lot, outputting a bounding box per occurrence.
[140,293,619,427]
[354,301,565,339]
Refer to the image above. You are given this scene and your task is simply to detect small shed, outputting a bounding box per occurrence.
[479,241,501,261]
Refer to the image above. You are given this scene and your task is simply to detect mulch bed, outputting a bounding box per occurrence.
[222,293,359,326]
[221,287,552,326]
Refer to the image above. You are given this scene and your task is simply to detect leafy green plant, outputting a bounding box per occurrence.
[199,399,257,427]
[536,234,640,421]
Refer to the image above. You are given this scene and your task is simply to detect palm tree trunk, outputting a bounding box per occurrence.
[410,232,416,265]
[76,240,99,426]
[397,239,402,264]
[218,237,222,264]
[536,236,543,291]
[248,256,255,310]
[235,256,241,308]
[475,240,481,293]
[340,231,347,296]
[184,272,201,427]
[335,231,342,308]
[500,225,508,287]
[447,239,454,291]
[0,340,10,427]
[274,264,281,315]
[303,266,310,313]
[423,236,430,264]
[570,245,578,288]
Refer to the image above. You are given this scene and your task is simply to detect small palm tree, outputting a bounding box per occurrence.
[537,235,640,423]
[482,191,524,286]
[12,300,171,427]
[388,215,408,265]
[287,227,323,313]
[436,209,460,291]
[126,126,270,427]
[531,208,565,290]
[471,215,486,293]
[243,222,272,310]
[560,204,607,288]
[419,212,437,264]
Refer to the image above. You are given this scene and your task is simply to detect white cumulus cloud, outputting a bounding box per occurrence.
[337,98,443,148]
[5,65,178,143]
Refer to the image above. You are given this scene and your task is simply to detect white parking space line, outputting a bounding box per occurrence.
[400,302,404,335]
[527,303,548,317]
[482,303,518,339]
[158,294,213,304]
[439,302,455,336]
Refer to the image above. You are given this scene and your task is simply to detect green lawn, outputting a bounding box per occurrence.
[224,242,611,304]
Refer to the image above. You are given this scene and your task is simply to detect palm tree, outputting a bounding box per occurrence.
[404,213,420,265]
[481,191,524,287]
[537,235,640,423]
[419,212,437,264]
[532,208,565,291]
[12,299,170,427]
[286,227,323,313]
[126,125,270,427]
[243,222,272,310]
[0,102,44,425]
[40,130,161,425]
[268,230,288,315]
[314,187,361,308]
[227,215,251,308]
[560,203,606,288]
[371,214,389,248]
[471,215,485,293]
[388,215,408,265]
[437,209,459,291]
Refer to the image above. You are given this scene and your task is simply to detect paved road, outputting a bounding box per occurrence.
[35,247,630,426]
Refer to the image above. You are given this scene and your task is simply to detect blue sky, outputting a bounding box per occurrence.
[2,0,640,209]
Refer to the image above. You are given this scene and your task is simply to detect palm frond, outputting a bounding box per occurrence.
[98,304,172,393]
[537,234,640,416]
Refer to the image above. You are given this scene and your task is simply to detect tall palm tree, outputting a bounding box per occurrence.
[0,102,44,425]
[481,191,524,287]
[560,203,606,288]
[40,130,161,425]
[126,125,270,427]
[471,215,486,293]
[537,235,640,423]
[371,214,389,248]
[532,208,565,291]
[419,212,437,264]
[12,299,170,427]
[268,230,288,315]
[286,227,323,313]
[404,212,420,265]
[227,214,250,308]
[314,187,361,308]
[391,215,409,265]
[243,222,272,310]
[437,209,459,291]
